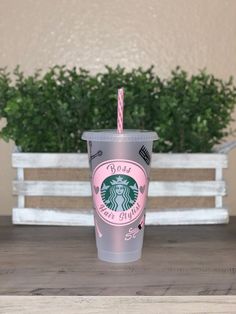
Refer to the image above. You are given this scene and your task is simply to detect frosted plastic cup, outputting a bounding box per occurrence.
[82,129,158,263]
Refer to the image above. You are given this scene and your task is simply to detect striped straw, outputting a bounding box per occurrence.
[117,88,124,133]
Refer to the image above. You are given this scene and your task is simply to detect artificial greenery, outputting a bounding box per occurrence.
[0,65,236,152]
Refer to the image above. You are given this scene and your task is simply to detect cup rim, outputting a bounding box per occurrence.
[82,129,158,142]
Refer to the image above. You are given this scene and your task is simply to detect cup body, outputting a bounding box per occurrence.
[82,130,157,263]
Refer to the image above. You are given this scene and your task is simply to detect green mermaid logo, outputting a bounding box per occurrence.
[101,175,138,211]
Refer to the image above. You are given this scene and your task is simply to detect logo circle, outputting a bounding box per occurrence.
[92,159,147,226]
[101,174,138,212]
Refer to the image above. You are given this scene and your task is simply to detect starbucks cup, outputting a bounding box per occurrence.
[82,129,158,263]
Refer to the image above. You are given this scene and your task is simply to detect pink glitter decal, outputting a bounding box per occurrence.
[92,160,148,226]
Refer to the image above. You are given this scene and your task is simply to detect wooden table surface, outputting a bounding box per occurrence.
[1,216,236,296]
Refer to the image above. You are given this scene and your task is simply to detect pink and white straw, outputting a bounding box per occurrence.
[117,88,124,133]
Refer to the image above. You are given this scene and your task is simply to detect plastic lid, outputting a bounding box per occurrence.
[82,129,158,142]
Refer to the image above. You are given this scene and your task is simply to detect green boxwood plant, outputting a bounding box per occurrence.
[0,65,236,153]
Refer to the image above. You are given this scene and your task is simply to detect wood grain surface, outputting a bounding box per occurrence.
[1,216,236,296]
[0,296,236,314]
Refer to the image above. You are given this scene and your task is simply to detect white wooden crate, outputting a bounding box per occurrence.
[11,149,232,226]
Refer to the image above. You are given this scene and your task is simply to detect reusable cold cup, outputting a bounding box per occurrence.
[82,129,158,263]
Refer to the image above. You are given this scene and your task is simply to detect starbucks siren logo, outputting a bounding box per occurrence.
[92,159,147,226]
[101,175,138,211]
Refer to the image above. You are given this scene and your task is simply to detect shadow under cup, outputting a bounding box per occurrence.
[82,130,158,263]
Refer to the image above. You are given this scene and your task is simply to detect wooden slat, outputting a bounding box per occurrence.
[13,181,91,197]
[12,208,92,226]
[13,208,94,226]
[145,208,229,225]
[12,153,228,169]
[12,208,229,226]
[12,153,89,168]
[148,181,226,197]
[151,153,227,169]
[13,180,226,197]
[213,140,236,154]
